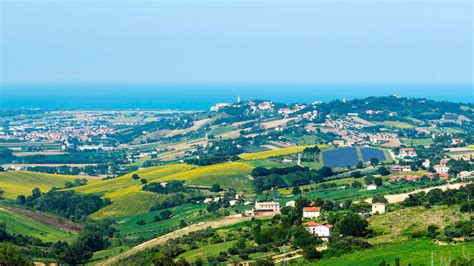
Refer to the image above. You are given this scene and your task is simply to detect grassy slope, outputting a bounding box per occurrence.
[311,241,474,266]
[90,191,163,220]
[239,145,326,160]
[402,138,434,147]
[372,121,414,129]
[0,171,98,199]
[151,162,255,191]
[116,204,206,240]
[86,162,252,219]
[368,205,469,245]
[0,208,76,242]
[74,164,194,198]
[178,240,237,262]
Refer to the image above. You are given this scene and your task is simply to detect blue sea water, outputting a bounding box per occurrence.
[0,83,472,110]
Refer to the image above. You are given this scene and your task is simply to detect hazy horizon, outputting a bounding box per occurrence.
[1,83,472,110]
[1,0,472,84]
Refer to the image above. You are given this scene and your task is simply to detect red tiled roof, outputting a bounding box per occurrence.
[439,172,449,179]
[303,221,320,227]
[303,207,321,212]
[323,224,334,229]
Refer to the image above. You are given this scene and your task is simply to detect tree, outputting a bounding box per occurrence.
[336,213,369,237]
[0,242,31,265]
[364,175,375,185]
[0,188,4,200]
[356,161,364,169]
[351,181,362,189]
[132,174,140,180]
[370,157,379,166]
[15,195,26,205]
[210,184,221,192]
[352,171,362,178]
[377,167,390,176]
[373,177,383,186]
[58,241,93,265]
[136,220,146,226]
[140,178,148,184]
[372,195,388,204]
[302,244,322,260]
[160,210,173,220]
[292,226,320,248]
[292,186,302,195]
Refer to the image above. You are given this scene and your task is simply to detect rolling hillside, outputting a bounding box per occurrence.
[239,144,326,160]
[73,162,253,219]
[73,164,194,198]
[0,171,99,199]
[0,207,76,242]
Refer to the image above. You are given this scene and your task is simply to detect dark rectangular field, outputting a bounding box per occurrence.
[322,147,359,168]
[360,147,386,162]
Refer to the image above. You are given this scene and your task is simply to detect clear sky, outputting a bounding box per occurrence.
[0,0,472,84]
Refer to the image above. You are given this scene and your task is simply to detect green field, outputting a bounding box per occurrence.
[0,208,76,242]
[209,125,237,135]
[88,246,130,265]
[0,171,98,199]
[178,240,237,262]
[73,164,193,198]
[239,145,326,160]
[402,138,434,147]
[310,241,474,266]
[152,162,254,191]
[372,121,413,129]
[420,127,465,134]
[368,205,469,245]
[90,191,163,220]
[116,204,206,240]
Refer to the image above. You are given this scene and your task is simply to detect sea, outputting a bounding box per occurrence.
[1,83,472,110]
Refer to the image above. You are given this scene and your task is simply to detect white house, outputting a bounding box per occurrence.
[372,203,386,214]
[229,200,238,206]
[367,184,378,191]
[303,207,321,219]
[398,148,417,158]
[303,221,333,241]
[254,202,280,215]
[458,171,472,180]
[390,165,412,173]
[285,201,296,207]
[434,164,449,174]
[422,159,431,169]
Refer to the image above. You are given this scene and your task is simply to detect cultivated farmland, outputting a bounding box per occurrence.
[239,145,326,160]
[0,171,98,199]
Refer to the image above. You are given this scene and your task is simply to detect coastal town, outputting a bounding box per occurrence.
[0,96,472,265]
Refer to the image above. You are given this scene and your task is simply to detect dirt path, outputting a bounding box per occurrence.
[365,182,471,204]
[99,216,252,266]
[1,205,82,232]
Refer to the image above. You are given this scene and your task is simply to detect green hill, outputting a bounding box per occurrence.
[0,207,76,243]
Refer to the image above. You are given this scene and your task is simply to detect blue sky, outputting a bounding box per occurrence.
[0,0,472,83]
